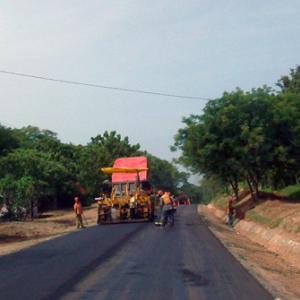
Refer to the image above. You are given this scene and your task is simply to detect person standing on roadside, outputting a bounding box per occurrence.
[74,196,85,229]
[227,196,235,226]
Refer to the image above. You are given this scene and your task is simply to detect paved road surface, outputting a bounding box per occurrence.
[0,206,273,300]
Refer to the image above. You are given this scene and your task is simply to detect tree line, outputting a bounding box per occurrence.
[173,66,300,200]
[0,127,193,220]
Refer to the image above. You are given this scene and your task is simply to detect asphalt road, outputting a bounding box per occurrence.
[0,205,273,300]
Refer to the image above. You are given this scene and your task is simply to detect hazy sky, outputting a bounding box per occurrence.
[1,1,300,161]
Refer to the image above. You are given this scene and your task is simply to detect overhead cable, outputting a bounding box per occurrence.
[0,69,211,101]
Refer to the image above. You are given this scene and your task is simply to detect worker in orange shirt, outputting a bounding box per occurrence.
[73,196,85,229]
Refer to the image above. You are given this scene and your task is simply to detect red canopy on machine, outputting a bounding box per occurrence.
[112,156,148,183]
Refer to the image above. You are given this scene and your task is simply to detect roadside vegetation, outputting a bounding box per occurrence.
[279,184,300,200]
[173,66,300,202]
[0,128,201,220]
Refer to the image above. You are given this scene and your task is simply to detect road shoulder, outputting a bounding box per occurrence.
[198,204,300,300]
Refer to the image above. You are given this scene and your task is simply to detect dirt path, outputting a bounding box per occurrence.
[0,204,98,257]
[199,205,300,300]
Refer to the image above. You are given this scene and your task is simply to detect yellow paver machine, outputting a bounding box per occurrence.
[96,156,154,224]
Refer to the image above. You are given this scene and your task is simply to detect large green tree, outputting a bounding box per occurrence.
[173,85,300,199]
[0,148,72,214]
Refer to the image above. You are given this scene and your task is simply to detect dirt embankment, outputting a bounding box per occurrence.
[0,204,98,257]
[198,204,300,300]
[207,193,300,269]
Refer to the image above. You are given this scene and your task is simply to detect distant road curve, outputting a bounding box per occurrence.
[0,206,272,300]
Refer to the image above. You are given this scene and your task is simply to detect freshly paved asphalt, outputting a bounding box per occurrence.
[0,206,273,300]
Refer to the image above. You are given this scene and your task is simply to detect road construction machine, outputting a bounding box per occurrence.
[96,156,154,224]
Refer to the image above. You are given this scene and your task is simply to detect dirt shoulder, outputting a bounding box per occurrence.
[198,204,300,300]
[0,204,98,257]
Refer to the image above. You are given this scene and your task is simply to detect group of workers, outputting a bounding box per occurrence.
[74,193,235,229]
[72,189,179,229]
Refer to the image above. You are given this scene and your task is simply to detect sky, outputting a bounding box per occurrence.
[1,1,300,163]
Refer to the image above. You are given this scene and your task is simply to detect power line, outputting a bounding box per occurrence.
[0,69,211,101]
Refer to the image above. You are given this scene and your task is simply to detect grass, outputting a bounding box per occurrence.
[261,266,281,274]
[246,210,283,229]
[270,217,283,229]
[296,226,300,234]
[238,254,247,261]
[279,184,300,200]
[247,210,272,226]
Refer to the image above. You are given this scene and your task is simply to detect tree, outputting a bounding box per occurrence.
[173,86,299,199]
[172,92,245,199]
[178,181,204,203]
[15,176,36,220]
[89,131,140,160]
[146,154,186,193]
[0,124,186,216]
[0,148,71,214]
[0,175,17,218]
[269,92,300,186]
[0,124,19,156]
[12,126,60,152]
[78,131,141,198]
[277,65,300,94]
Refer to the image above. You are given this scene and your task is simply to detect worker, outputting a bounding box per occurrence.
[73,196,85,229]
[157,190,164,210]
[226,196,235,226]
[159,191,173,226]
[153,190,165,225]
[129,193,137,219]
